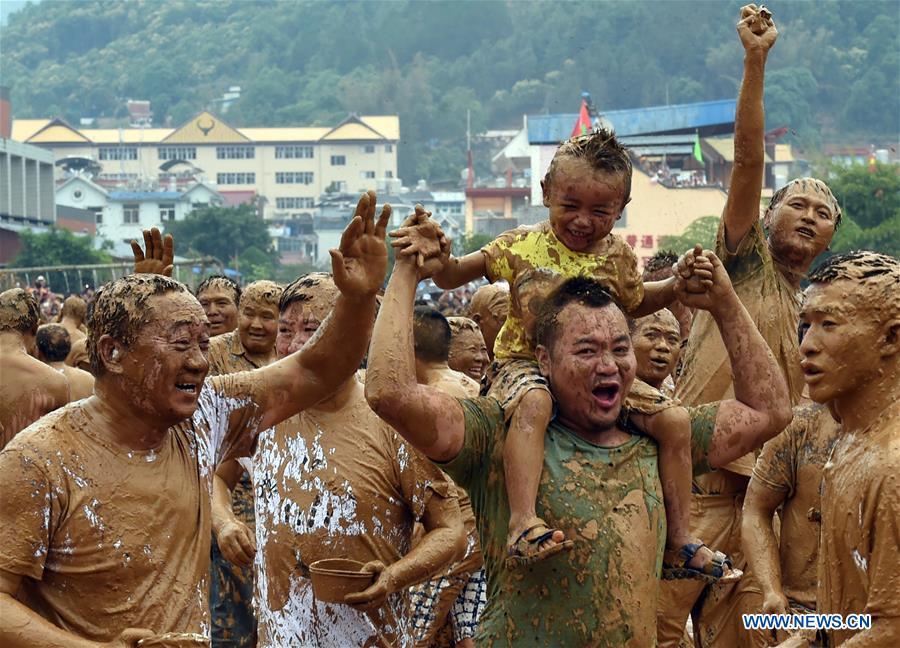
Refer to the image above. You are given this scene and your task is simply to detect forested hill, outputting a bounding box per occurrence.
[2,0,896,181]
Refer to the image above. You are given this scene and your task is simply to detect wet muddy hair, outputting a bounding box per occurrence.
[0,288,40,334]
[88,274,188,376]
[413,306,451,362]
[196,275,241,306]
[468,282,510,319]
[808,251,900,318]
[61,295,88,322]
[279,272,339,314]
[447,316,481,337]
[239,280,283,310]
[534,277,616,352]
[543,128,633,205]
[766,178,842,230]
[642,250,679,279]
[36,323,71,362]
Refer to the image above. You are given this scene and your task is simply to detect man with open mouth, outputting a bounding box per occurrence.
[365,234,791,646]
[0,193,389,647]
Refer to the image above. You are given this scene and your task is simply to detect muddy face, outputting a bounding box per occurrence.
[198,286,238,336]
[631,311,681,389]
[799,280,879,406]
[766,182,838,272]
[238,300,278,355]
[448,329,489,381]
[116,292,210,424]
[276,301,326,359]
[471,293,508,359]
[542,157,626,253]
[537,302,636,434]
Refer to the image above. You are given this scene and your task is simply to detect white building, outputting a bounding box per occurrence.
[14,111,399,221]
[56,175,222,257]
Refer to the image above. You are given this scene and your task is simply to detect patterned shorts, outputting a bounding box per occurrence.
[487,359,551,422]
[410,568,487,643]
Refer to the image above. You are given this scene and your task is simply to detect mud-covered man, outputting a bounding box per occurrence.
[35,323,95,402]
[366,237,791,645]
[798,252,900,647]
[207,279,283,648]
[0,198,388,647]
[216,272,465,647]
[0,289,69,449]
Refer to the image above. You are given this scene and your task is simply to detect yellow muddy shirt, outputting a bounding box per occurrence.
[751,403,841,609]
[481,222,643,361]
[818,402,900,646]
[677,220,805,478]
[443,397,719,647]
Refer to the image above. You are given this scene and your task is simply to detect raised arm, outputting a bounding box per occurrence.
[678,250,792,466]
[723,4,778,252]
[742,478,790,615]
[365,254,468,462]
[255,191,388,430]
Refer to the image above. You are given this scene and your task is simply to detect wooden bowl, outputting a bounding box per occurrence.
[309,558,375,603]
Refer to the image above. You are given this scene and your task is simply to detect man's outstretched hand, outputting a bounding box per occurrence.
[132,228,174,276]
[675,246,736,314]
[737,4,777,53]
[330,190,391,298]
[390,206,451,280]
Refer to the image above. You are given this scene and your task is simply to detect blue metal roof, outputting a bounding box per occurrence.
[108,191,183,201]
[527,98,736,144]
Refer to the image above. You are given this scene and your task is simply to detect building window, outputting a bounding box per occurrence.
[90,207,103,224]
[361,171,376,179]
[276,197,315,209]
[159,203,176,221]
[216,146,255,159]
[363,145,375,153]
[275,171,314,184]
[385,170,393,178]
[275,145,314,159]
[99,146,138,161]
[330,155,346,166]
[216,172,256,185]
[123,204,140,224]
[385,144,393,153]
[158,146,197,160]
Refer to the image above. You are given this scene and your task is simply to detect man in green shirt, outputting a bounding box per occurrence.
[366,244,791,646]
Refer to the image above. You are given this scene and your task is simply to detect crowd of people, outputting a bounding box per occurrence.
[0,6,897,648]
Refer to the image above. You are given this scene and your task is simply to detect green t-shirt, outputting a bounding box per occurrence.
[442,397,719,647]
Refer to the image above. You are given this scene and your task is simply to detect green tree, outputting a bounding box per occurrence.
[165,203,277,270]
[658,216,720,254]
[824,162,900,257]
[12,228,113,293]
[13,228,112,266]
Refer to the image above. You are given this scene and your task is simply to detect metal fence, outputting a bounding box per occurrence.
[0,258,224,293]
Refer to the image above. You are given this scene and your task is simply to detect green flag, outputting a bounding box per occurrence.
[693,134,704,164]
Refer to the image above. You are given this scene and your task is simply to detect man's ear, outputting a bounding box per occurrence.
[880,317,900,359]
[535,344,551,379]
[97,335,126,374]
[541,178,551,208]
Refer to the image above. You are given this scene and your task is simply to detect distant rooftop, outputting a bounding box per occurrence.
[528,98,737,144]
